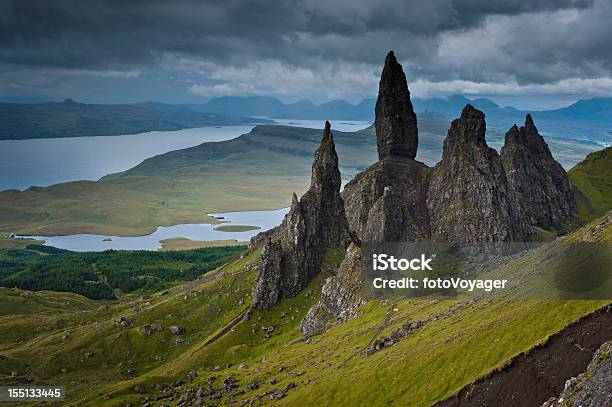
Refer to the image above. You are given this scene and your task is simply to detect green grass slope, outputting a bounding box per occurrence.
[0,213,609,406]
[569,146,612,222]
[0,249,263,404]
[0,236,43,249]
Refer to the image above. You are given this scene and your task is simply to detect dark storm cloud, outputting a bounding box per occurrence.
[0,0,611,103]
[0,0,597,67]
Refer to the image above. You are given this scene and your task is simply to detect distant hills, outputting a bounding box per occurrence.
[0,99,270,140]
[187,94,612,143]
[137,96,375,121]
[0,121,602,236]
[421,95,612,143]
[2,95,611,144]
[568,146,612,221]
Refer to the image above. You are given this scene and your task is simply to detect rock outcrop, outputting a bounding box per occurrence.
[253,50,575,336]
[300,52,426,334]
[375,51,418,160]
[252,122,351,310]
[427,104,530,242]
[300,243,365,337]
[501,114,576,230]
[342,158,430,241]
[342,51,429,242]
[541,341,612,407]
[251,238,283,309]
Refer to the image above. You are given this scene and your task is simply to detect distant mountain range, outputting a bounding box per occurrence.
[0,99,270,140]
[2,95,611,143]
[171,94,611,143]
[136,97,375,121]
[415,95,612,143]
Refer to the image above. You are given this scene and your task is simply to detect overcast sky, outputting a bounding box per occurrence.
[1,0,611,109]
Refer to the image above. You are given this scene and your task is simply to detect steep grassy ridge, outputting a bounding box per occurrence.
[569,146,612,221]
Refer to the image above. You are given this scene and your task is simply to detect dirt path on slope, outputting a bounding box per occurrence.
[435,304,612,407]
[191,307,249,355]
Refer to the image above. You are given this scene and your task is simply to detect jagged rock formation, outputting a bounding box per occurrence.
[342,51,429,242]
[301,52,426,335]
[251,238,283,309]
[252,122,351,310]
[541,341,612,407]
[375,51,418,160]
[300,243,366,337]
[427,105,530,242]
[253,51,576,343]
[342,159,430,241]
[501,114,576,230]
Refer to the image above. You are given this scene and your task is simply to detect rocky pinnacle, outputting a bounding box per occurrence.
[375,51,418,160]
[310,121,341,196]
[501,114,576,230]
[252,121,351,310]
[427,104,530,242]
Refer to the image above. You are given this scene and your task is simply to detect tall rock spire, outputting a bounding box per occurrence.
[310,121,341,195]
[427,105,530,242]
[501,114,576,230]
[252,122,351,310]
[375,51,418,160]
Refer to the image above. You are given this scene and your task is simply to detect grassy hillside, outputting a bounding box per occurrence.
[569,146,612,222]
[110,125,376,179]
[0,124,381,236]
[0,99,267,140]
[0,212,609,406]
[159,237,245,251]
[0,122,598,237]
[0,236,42,249]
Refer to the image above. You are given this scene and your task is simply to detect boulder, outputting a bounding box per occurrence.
[142,323,164,336]
[169,325,184,335]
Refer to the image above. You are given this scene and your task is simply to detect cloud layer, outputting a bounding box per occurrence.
[1,0,610,106]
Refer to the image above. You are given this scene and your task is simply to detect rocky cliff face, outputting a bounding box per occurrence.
[343,51,429,242]
[300,243,366,337]
[375,51,418,160]
[307,52,427,337]
[501,114,576,230]
[342,158,430,242]
[427,104,530,242]
[250,238,283,309]
[541,341,612,407]
[252,51,576,336]
[252,122,351,310]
